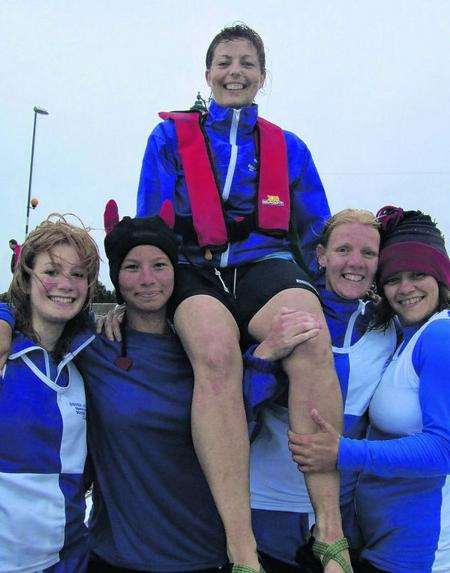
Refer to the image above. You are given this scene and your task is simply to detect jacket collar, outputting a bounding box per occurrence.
[9,332,41,357]
[205,100,258,137]
[319,286,361,312]
[9,330,95,364]
[318,286,373,321]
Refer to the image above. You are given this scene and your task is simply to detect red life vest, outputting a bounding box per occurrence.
[159,110,291,250]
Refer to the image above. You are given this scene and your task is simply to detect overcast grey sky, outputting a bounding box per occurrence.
[1,0,449,292]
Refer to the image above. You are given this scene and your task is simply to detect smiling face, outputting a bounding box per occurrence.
[317,222,380,300]
[29,243,88,340]
[205,38,265,108]
[383,271,439,325]
[118,245,174,319]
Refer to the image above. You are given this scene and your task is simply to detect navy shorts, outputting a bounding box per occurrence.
[171,258,318,329]
[252,508,313,570]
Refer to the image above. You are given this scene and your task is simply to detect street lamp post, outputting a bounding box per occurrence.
[25,106,49,237]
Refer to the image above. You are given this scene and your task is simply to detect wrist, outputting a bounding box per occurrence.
[253,340,275,360]
[243,344,279,373]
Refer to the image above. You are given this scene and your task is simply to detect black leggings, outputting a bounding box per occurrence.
[88,554,226,573]
[353,559,390,573]
[258,551,303,572]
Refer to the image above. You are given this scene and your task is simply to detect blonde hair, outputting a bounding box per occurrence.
[8,214,99,355]
[320,209,380,247]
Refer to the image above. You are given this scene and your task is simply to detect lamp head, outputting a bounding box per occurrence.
[33,106,49,115]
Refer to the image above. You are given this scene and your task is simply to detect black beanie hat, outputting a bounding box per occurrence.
[104,216,178,304]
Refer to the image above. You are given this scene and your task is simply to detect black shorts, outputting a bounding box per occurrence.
[171,258,318,329]
[258,552,304,572]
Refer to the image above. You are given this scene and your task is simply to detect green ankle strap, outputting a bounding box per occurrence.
[312,536,352,573]
[231,565,265,573]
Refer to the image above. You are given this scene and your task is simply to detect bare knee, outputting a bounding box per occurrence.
[174,296,242,385]
[193,337,241,374]
[185,337,243,404]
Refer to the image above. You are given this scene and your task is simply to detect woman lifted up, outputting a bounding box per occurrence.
[136,23,347,573]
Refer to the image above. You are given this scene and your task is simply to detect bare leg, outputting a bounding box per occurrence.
[249,289,349,573]
[174,295,259,570]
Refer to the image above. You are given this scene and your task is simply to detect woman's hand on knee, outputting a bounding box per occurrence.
[254,307,321,361]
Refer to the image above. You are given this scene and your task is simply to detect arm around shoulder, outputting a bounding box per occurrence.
[0,303,14,369]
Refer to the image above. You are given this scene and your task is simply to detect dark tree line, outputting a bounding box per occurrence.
[0,280,115,304]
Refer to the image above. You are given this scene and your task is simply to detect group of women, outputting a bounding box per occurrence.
[247,206,450,573]
[0,21,449,573]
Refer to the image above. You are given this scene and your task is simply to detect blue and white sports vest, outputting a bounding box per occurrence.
[0,332,93,573]
[249,296,397,518]
[354,310,450,572]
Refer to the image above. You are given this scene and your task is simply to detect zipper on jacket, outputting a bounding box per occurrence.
[220,109,240,268]
[222,109,240,201]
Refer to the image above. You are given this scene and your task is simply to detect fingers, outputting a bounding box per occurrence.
[287,432,320,472]
[104,313,120,341]
[111,315,122,341]
[277,315,321,348]
[292,327,320,344]
[278,307,318,320]
[101,305,126,341]
[310,408,336,434]
[287,428,339,473]
[104,318,114,341]
[288,429,299,446]
[289,443,320,473]
[288,429,309,446]
[281,310,321,327]
[275,307,321,331]
[95,315,106,334]
[278,306,296,316]
[291,446,336,474]
[256,308,322,361]
[293,457,315,473]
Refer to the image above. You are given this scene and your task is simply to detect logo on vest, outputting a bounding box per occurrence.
[261,195,285,207]
[70,401,87,419]
[248,158,258,172]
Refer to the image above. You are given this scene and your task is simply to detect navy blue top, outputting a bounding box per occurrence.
[80,328,227,571]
